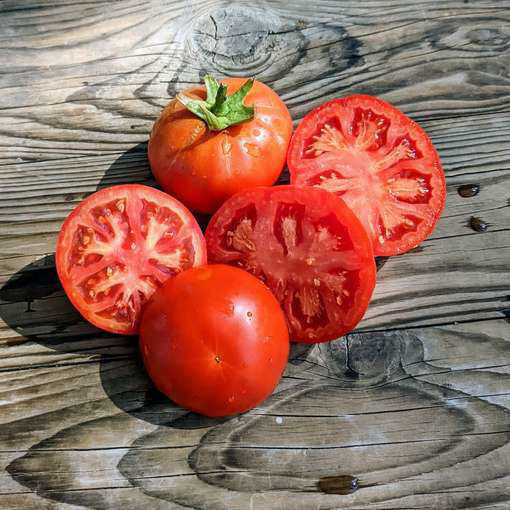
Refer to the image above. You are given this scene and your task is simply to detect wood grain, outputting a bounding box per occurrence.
[2,320,510,509]
[1,0,510,508]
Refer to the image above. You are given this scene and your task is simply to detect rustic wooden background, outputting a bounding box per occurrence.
[1,0,510,508]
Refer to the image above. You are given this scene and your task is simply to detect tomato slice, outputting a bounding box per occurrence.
[56,184,206,334]
[205,185,376,343]
[287,95,446,256]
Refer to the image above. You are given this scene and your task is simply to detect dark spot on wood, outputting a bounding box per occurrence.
[64,193,83,201]
[0,260,60,304]
[376,256,389,270]
[458,184,480,198]
[289,342,314,363]
[469,216,489,232]
[83,81,89,86]
[408,245,425,254]
[318,475,359,495]
[344,366,360,379]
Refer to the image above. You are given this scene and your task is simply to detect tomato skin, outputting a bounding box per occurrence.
[148,78,292,214]
[55,184,206,335]
[287,95,446,256]
[205,185,376,344]
[139,264,290,417]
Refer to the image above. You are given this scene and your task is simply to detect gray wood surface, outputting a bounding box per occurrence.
[1,0,510,508]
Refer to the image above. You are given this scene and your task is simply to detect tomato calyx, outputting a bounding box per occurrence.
[176,75,255,131]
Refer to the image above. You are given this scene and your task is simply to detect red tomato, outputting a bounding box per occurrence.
[287,95,446,256]
[56,184,206,335]
[205,186,376,343]
[148,78,292,214]
[139,264,289,417]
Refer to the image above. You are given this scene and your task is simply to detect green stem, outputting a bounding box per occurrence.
[176,75,255,131]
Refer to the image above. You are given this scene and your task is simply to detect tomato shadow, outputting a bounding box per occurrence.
[96,142,154,191]
[0,254,227,429]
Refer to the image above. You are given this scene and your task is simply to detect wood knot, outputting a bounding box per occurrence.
[189,4,305,79]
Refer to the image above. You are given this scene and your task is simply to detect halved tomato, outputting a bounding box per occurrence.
[287,95,446,256]
[56,184,206,334]
[205,185,376,343]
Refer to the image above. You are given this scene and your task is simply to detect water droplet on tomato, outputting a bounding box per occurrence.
[244,143,260,157]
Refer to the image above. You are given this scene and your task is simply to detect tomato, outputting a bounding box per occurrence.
[205,186,376,343]
[139,264,289,417]
[55,184,206,335]
[287,95,446,256]
[148,77,292,214]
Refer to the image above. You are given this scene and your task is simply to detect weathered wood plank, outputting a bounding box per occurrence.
[1,0,510,163]
[2,1,510,508]
[1,319,510,509]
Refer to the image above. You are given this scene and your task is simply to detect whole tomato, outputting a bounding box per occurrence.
[148,76,292,214]
[139,264,290,417]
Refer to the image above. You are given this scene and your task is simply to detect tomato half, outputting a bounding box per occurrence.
[139,264,289,417]
[148,78,292,214]
[287,95,446,256]
[56,184,206,334]
[205,186,376,343]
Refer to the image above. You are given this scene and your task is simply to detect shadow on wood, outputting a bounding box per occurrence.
[0,253,226,429]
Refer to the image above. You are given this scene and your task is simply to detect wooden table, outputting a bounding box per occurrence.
[1,1,510,508]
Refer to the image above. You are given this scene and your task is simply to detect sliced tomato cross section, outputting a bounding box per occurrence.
[287,95,446,256]
[205,185,376,343]
[56,184,206,334]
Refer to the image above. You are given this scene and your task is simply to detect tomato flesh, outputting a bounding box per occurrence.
[56,184,206,334]
[140,264,290,417]
[206,186,376,343]
[287,95,446,256]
